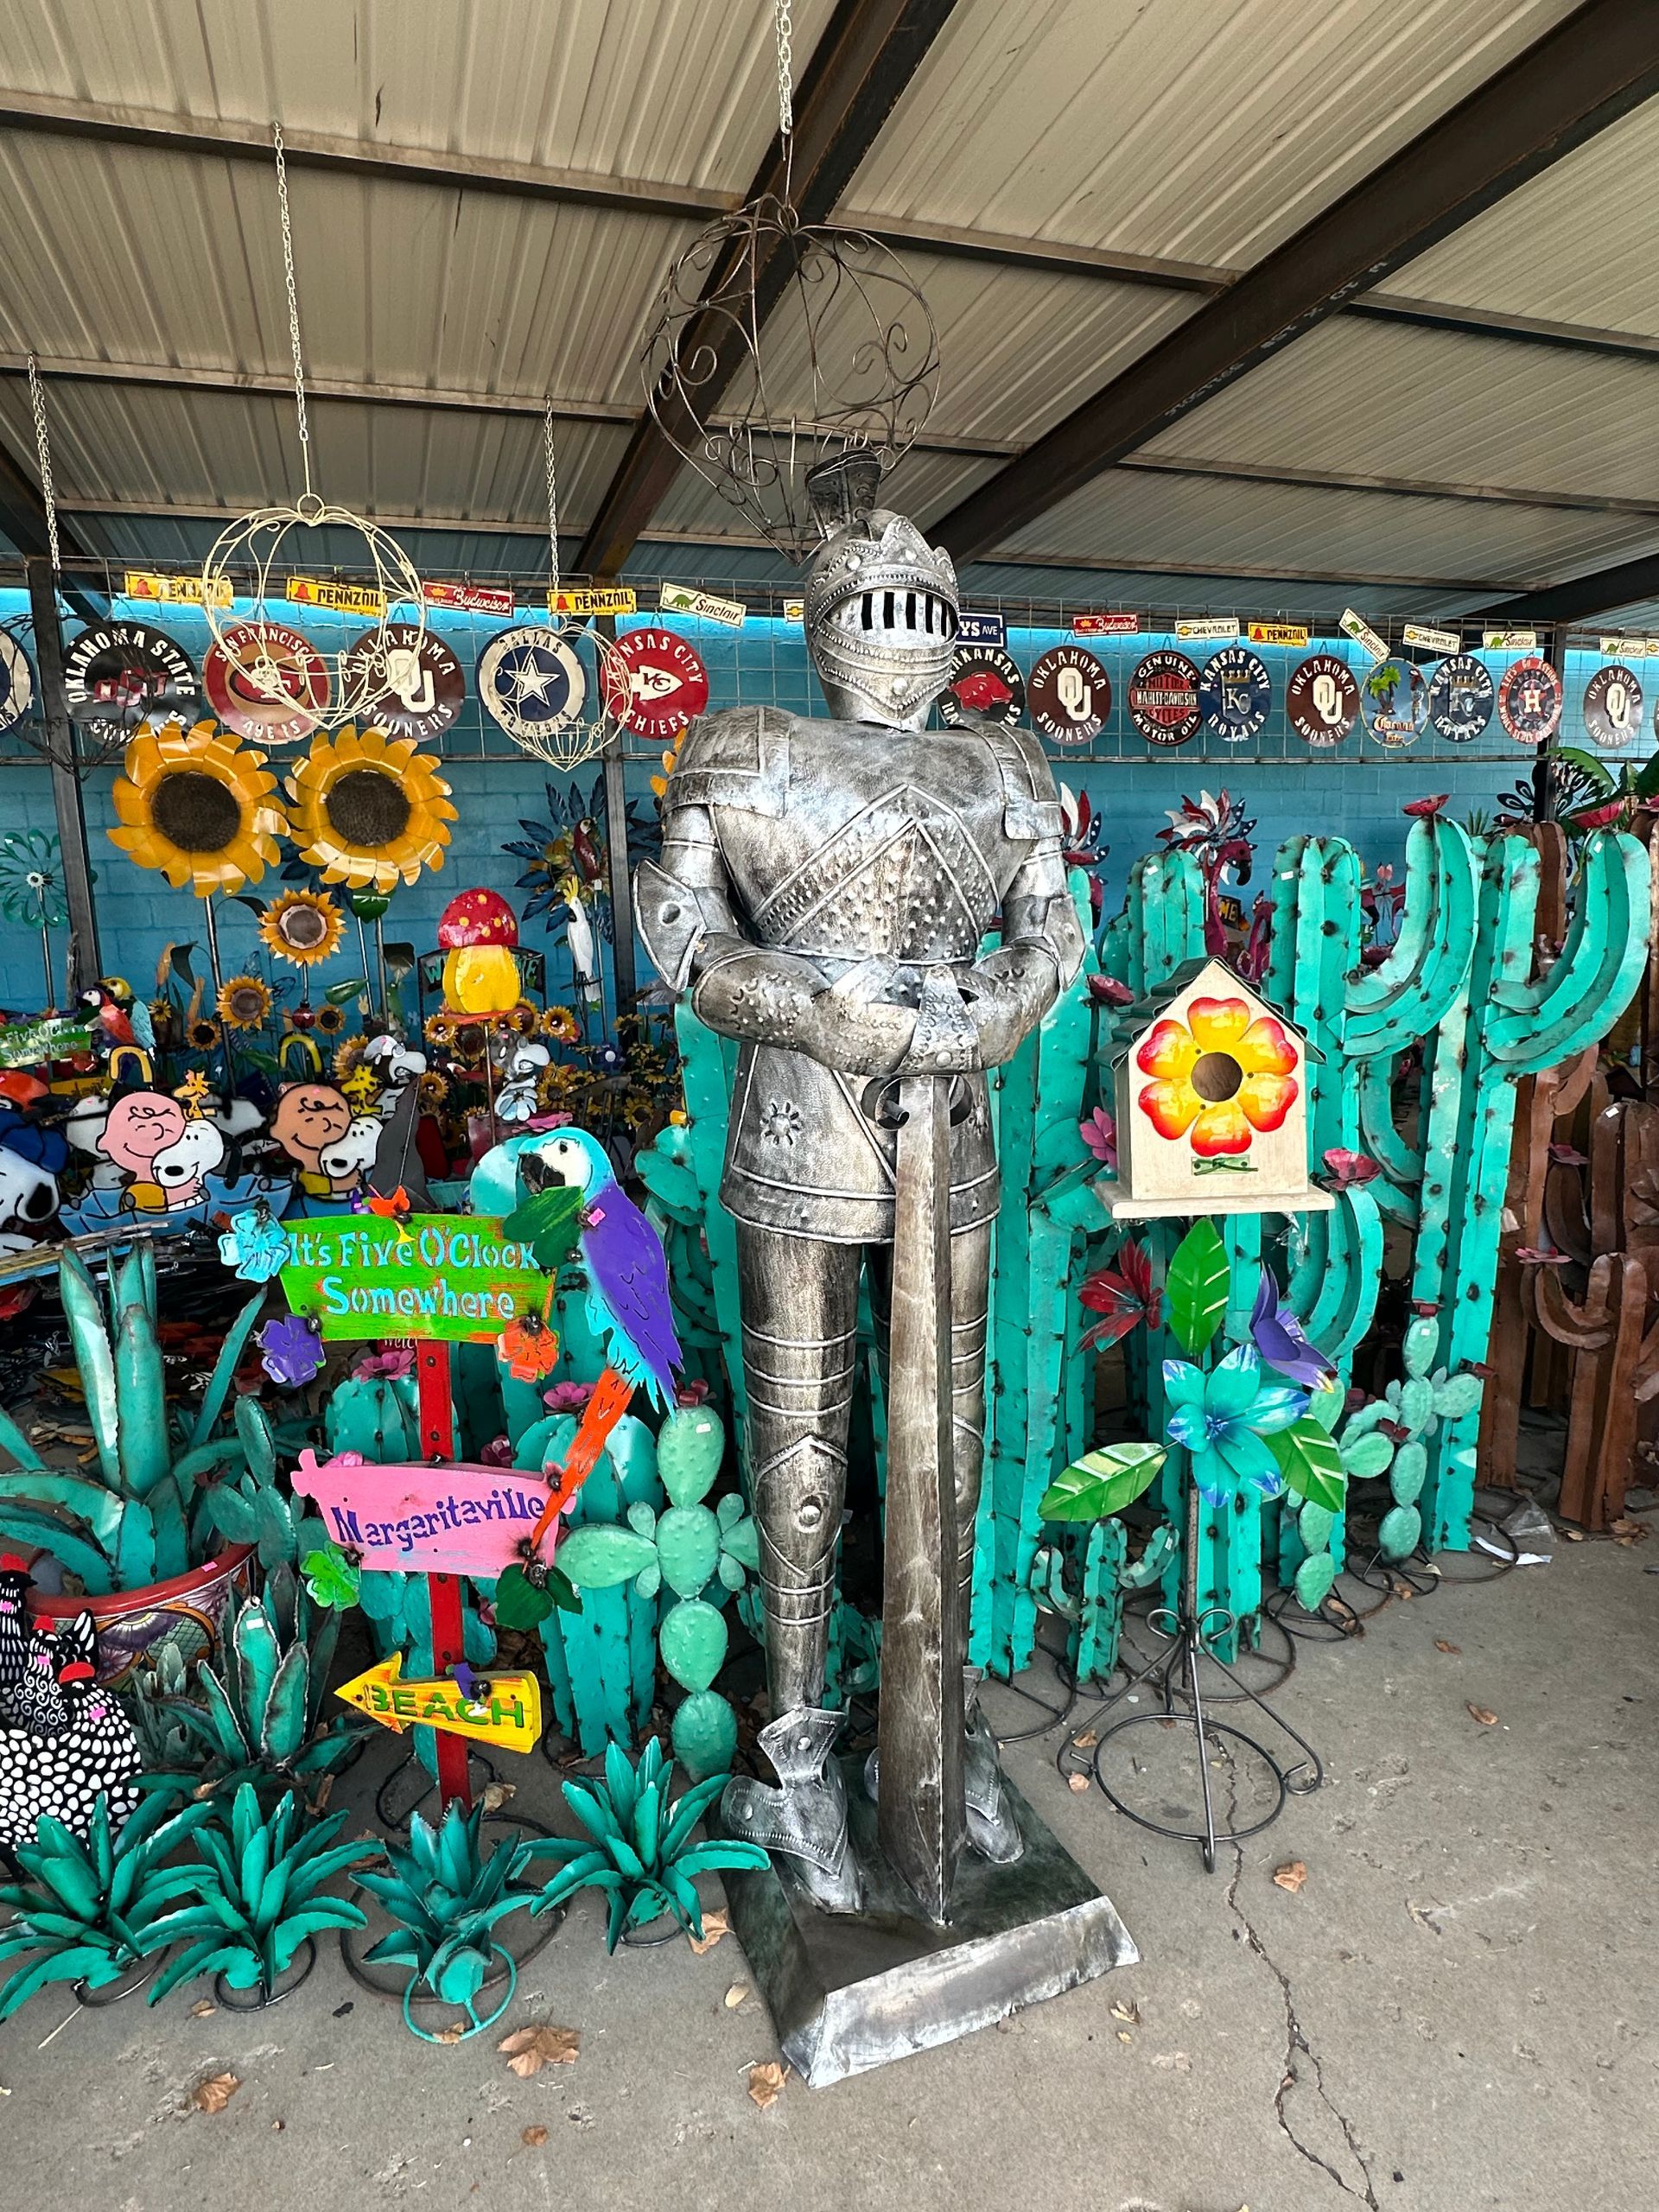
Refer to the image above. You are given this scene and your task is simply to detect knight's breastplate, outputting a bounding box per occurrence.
[674,707,1058,1243]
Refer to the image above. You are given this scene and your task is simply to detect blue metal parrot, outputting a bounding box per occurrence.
[505,1128,682,1410]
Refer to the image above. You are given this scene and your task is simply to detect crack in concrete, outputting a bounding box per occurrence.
[1216,1742,1381,2211]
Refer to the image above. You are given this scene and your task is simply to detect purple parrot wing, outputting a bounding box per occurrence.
[583,1184,682,1404]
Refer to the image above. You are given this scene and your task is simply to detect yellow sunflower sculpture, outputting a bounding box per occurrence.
[286,725,457,893]
[110,720,287,894]
[217,975,273,1032]
[259,887,345,969]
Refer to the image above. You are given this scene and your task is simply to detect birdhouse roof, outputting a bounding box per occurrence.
[1105,957,1322,1065]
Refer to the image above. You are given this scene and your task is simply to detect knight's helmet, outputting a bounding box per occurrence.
[802,450,959,730]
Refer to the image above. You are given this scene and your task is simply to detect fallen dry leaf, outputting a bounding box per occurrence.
[310,1775,334,1815]
[521,2126,549,2148]
[188,1999,217,2018]
[1467,1705,1499,1727]
[1116,2030,1133,2044]
[1067,1772,1090,1793]
[687,1909,730,1955]
[482,1781,518,1813]
[435,2024,467,2046]
[747,2060,788,2110]
[724,1984,749,2010]
[1150,2050,1191,2072]
[1561,1527,1585,1542]
[192,2072,240,2114]
[1110,1998,1141,2024]
[499,2024,580,2077]
[1433,1640,1460,1655]
[1073,1728,1099,1750]
[1610,1516,1649,1547]
[1273,1860,1308,1893]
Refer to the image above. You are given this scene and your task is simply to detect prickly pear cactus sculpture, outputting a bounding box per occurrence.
[1333,1318,1484,1563]
[553,1404,757,1777]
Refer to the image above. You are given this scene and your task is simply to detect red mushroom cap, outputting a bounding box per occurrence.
[438,887,519,950]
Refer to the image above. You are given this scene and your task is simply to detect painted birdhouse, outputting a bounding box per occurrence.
[438,887,521,1014]
[1106,959,1332,1219]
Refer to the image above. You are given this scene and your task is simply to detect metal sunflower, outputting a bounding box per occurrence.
[108,719,287,894]
[286,724,457,892]
[258,886,346,969]
[217,974,273,1032]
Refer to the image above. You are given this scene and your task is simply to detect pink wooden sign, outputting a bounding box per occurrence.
[292,1449,555,1579]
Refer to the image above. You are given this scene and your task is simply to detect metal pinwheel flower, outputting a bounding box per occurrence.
[1163,1344,1309,1507]
[0,830,67,930]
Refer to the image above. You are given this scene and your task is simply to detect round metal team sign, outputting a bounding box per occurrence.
[1496,657,1564,746]
[204,621,329,746]
[340,621,465,745]
[0,629,34,735]
[1128,651,1202,747]
[1198,645,1272,744]
[1359,658,1426,749]
[477,626,587,746]
[1285,654,1358,747]
[601,628,710,741]
[939,645,1026,728]
[1424,654,1495,745]
[1028,645,1109,746]
[63,620,201,748]
[1582,663,1643,750]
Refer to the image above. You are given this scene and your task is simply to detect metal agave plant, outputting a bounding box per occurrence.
[167,1566,360,1804]
[513,1737,767,1950]
[143,1783,368,2005]
[0,1789,215,2018]
[356,1800,537,2033]
[0,1247,269,1592]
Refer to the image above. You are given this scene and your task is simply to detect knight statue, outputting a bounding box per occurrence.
[634,453,1084,1916]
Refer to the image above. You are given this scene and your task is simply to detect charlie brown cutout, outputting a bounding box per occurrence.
[99,1088,226,1211]
[271,1082,377,1200]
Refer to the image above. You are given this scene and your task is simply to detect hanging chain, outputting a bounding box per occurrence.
[271,122,314,497]
[543,401,560,600]
[774,0,794,139]
[25,353,61,574]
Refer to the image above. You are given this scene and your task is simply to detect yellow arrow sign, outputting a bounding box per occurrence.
[334,1654,543,1754]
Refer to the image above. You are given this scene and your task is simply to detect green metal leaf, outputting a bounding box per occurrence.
[1265,1418,1346,1512]
[59,1251,120,1486]
[189,1295,265,1451]
[0,1399,46,1471]
[0,1504,114,1594]
[1166,1219,1229,1357]
[491,1563,555,1630]
[1038,1443,1166,1523]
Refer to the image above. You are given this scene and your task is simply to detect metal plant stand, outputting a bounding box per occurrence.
[1081,1477,1325,1872]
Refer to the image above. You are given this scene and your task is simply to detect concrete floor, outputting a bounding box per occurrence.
[3,1521,1655,2212]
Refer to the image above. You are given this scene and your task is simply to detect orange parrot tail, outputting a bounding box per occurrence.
[529,1365,636,1552]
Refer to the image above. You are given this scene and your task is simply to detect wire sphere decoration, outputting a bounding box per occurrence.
[197,497,428,741]
[477,615,626,774]
[642,195,942,563]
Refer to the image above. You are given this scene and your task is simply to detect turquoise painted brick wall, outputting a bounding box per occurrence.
[2,590,1649,1009]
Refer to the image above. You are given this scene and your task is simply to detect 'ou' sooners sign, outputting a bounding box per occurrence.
[291,1449,556,1579]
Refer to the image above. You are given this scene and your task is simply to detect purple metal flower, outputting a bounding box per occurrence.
[1249,1266,1336,1390]
[257,1313,325,1388]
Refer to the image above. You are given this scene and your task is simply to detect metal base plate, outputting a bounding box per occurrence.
[716,1758,1139,2087]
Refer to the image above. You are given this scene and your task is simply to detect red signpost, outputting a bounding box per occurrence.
[416,1341,472,1810]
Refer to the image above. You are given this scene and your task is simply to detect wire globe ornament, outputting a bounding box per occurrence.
[642,194,942,563]
[478,616,625,773]
[197,499,427,741]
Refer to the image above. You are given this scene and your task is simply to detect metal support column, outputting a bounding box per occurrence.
[27,555,100,994]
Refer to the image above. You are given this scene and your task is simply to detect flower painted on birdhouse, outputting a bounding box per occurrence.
[439,887,522,1014]
[1135,995,1298,1158]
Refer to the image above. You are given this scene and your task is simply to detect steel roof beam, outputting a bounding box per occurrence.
[0,92,734,221]
[575,0,964,578]
[1474,549,1659,624]
[928,0,1659,565]
[0,439,104,623]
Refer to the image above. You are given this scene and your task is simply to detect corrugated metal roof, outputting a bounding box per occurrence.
[0,377,632,526]
[992,465,1659,594]
[955,561,1501,623]
[1137,317,1659,507]
[1376,95,1659,338]
[0,0,837,193]
[842,0,1579,264]
[646,442,1000,540]
[0,133,693,406]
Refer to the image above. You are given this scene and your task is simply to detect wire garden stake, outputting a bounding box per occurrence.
[197,121,427,739]
[1074,1474,1325,1875]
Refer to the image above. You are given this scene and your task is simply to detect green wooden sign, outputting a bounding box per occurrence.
[280,1214,552,1342]
[0,1016,95,1068]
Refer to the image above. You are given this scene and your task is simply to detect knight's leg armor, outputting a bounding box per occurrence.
[720,1223,864,1911]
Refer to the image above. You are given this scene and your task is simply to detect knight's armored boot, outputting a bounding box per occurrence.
[721,1707,863,1914]
[863,1667,1026,1866]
